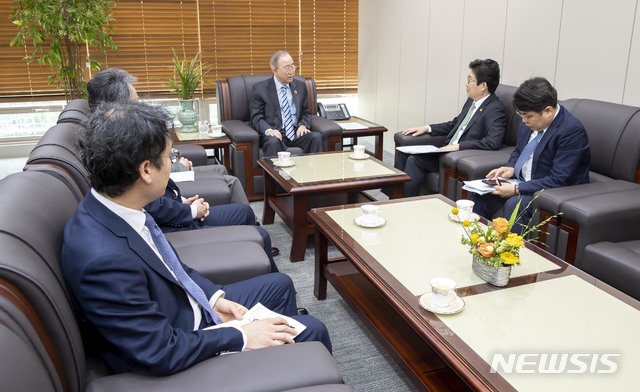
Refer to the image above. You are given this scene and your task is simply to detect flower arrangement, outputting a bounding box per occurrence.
[453,197,557,268]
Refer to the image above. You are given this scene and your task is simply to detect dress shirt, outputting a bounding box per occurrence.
[521,105,560,181]
[274,76,298,128]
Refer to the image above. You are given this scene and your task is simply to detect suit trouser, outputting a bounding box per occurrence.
[194,165,250,205]
[220,272,332,353]
[394,151,440,197]
[472,193,535,235]
[260,132,324,157]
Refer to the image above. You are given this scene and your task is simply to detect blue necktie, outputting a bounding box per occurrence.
[513,132,544,180]
[279,85,296,141]
[144,213,221,324]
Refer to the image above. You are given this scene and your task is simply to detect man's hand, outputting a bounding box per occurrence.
[191,198,209,221]
[241,317,297,349]
[265,129,282,140]
[402,125,428,137]
[178,157,193,171]
[491,183,518,198]
[213,297,248,323]
[296,124,310,138]
[438,144,459,152]
[486,166,515,180]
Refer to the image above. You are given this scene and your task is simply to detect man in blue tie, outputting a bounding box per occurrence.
[61,101,331,376]
[473,77,590,233]
[250,50,325,157]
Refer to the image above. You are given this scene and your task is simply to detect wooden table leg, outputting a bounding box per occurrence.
[289,195,308,262]
[375,133,383,160]
[262,173,276,225]
[314,227,328,299]
[388,184,404,199]
[222,144,231,173]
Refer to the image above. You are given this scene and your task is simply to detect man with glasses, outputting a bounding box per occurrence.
[250,50,324,157]
[393,59,507,197]
[472,77,590,233]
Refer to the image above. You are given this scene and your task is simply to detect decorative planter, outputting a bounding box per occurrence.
[177,99,198,132]
[472,256,512,287]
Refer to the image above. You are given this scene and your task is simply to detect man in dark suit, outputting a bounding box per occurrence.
[473,77,590,233]
[62,101,331,376]
[250,50,324,157]
[395,59,507,196]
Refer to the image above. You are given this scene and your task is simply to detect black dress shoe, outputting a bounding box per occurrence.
[271,247,280,257]
[297,307,309,315]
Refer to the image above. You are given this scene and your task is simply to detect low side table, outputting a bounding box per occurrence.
[326,116,388,160]
[172,130,232,173]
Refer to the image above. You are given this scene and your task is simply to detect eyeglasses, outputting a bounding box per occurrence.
[280,64,297,72]
[169,148,181,164]
[466,76,478,84]
[516,111,542,120]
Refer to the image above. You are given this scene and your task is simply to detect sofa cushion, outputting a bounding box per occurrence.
[582,240,640,301]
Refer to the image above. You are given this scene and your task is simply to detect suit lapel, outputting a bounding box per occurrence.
[268,79,283,125]
[464,94,493,130]
[83,192,180,284]
[532,106,565,165]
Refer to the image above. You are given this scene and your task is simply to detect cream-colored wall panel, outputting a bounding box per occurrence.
[623,3,640,106]
[555,0,635,103]
[358,0,380,121]
[394,0,430,147]
[372,1,403,139]
[459,0,508,107]
[502,0,562,90]
[424,0,465,125]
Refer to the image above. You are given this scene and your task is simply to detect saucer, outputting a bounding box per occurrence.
[448,212,479,223]
[273,160,296,168]
[207,132,225,138]
[354,215,386,228]
[419,292,465,315]
[348,153,369,160]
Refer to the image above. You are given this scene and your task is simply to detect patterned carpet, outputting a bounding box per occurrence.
[250,200,418,392]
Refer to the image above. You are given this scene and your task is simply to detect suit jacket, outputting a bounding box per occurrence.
[61,191,243,375]
[144,178,198,232]
[250,76,311,135]
[430,94,506,150]
[507,105,590,195]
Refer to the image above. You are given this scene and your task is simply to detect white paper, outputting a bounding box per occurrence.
[462,178,520,195]
[204,302,306,338]
[169,171,195,182]
[395,145,441,154]
[339,122,368,130]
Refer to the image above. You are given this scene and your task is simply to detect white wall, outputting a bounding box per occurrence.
[359,0,640,153]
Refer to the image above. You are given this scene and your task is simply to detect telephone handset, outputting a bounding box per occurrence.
[317,102,351,121]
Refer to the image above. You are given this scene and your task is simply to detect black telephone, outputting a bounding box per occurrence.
[317,102,351,121]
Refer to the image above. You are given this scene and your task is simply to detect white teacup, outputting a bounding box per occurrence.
[353,144,366,158]
[430,277,457,308]
[456,199,475,221]
[208,124,223,136]
[277,151,292,165]
[360,204,381,225]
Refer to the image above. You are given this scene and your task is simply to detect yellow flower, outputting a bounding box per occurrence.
[500,252,519,265]
[505,233,524,248]
[492,217,509,234]
[463,220,470,227]
[470,233,479,244]
[451,207,459,216]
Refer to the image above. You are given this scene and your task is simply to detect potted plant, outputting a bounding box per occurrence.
[10,0,117,101]
[166,49,210,132]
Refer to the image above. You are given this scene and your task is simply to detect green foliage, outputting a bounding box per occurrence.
[166,49,211,100]
[10,0,117,101]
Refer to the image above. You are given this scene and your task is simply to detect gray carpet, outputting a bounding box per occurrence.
[250,200,418,392]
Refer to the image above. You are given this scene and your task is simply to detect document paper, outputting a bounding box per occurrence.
[395,145,441,154]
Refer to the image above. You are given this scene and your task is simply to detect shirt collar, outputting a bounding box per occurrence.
[274,76,288,90]
[474,94,490,108]
[91,188,146,234]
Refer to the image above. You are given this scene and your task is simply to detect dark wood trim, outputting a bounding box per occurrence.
[560,218,580,265]
[443,165,457,198]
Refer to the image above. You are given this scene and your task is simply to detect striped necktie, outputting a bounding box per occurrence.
[144,213,221,325]
[279,85,296,140]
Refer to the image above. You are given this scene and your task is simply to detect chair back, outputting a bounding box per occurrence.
[494,84,520,146]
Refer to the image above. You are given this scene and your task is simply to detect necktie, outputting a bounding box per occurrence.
[449,102,476,145]
[144,213,221,324]
[279,85,296,141]
[513,132,544,180]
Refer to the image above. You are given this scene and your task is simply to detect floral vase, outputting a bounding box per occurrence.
[177,99,198,132]
[472,256,512,287]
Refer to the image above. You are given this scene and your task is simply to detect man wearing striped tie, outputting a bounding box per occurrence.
[250,50,325,157]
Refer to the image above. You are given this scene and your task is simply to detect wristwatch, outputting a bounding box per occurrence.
[514,184,520,195]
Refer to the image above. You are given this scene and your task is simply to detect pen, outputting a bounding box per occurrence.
[496,177,502,186]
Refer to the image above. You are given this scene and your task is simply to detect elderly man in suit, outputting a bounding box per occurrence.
[61,101,331,376]
[250,50,324,157]
[394,59,507,196]
[473,77,590,233]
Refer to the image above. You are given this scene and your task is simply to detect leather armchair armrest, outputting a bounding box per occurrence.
[394,132,446,147]
[310,115,343,138]
[221,120,260,144]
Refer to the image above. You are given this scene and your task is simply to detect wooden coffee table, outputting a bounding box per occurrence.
[258,151,410,262]
[172,130,232,173]
[308,195,640,391]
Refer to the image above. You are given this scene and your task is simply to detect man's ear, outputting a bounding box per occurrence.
[138,160,153,185]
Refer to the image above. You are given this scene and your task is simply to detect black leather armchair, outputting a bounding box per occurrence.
[216,75,343,200]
